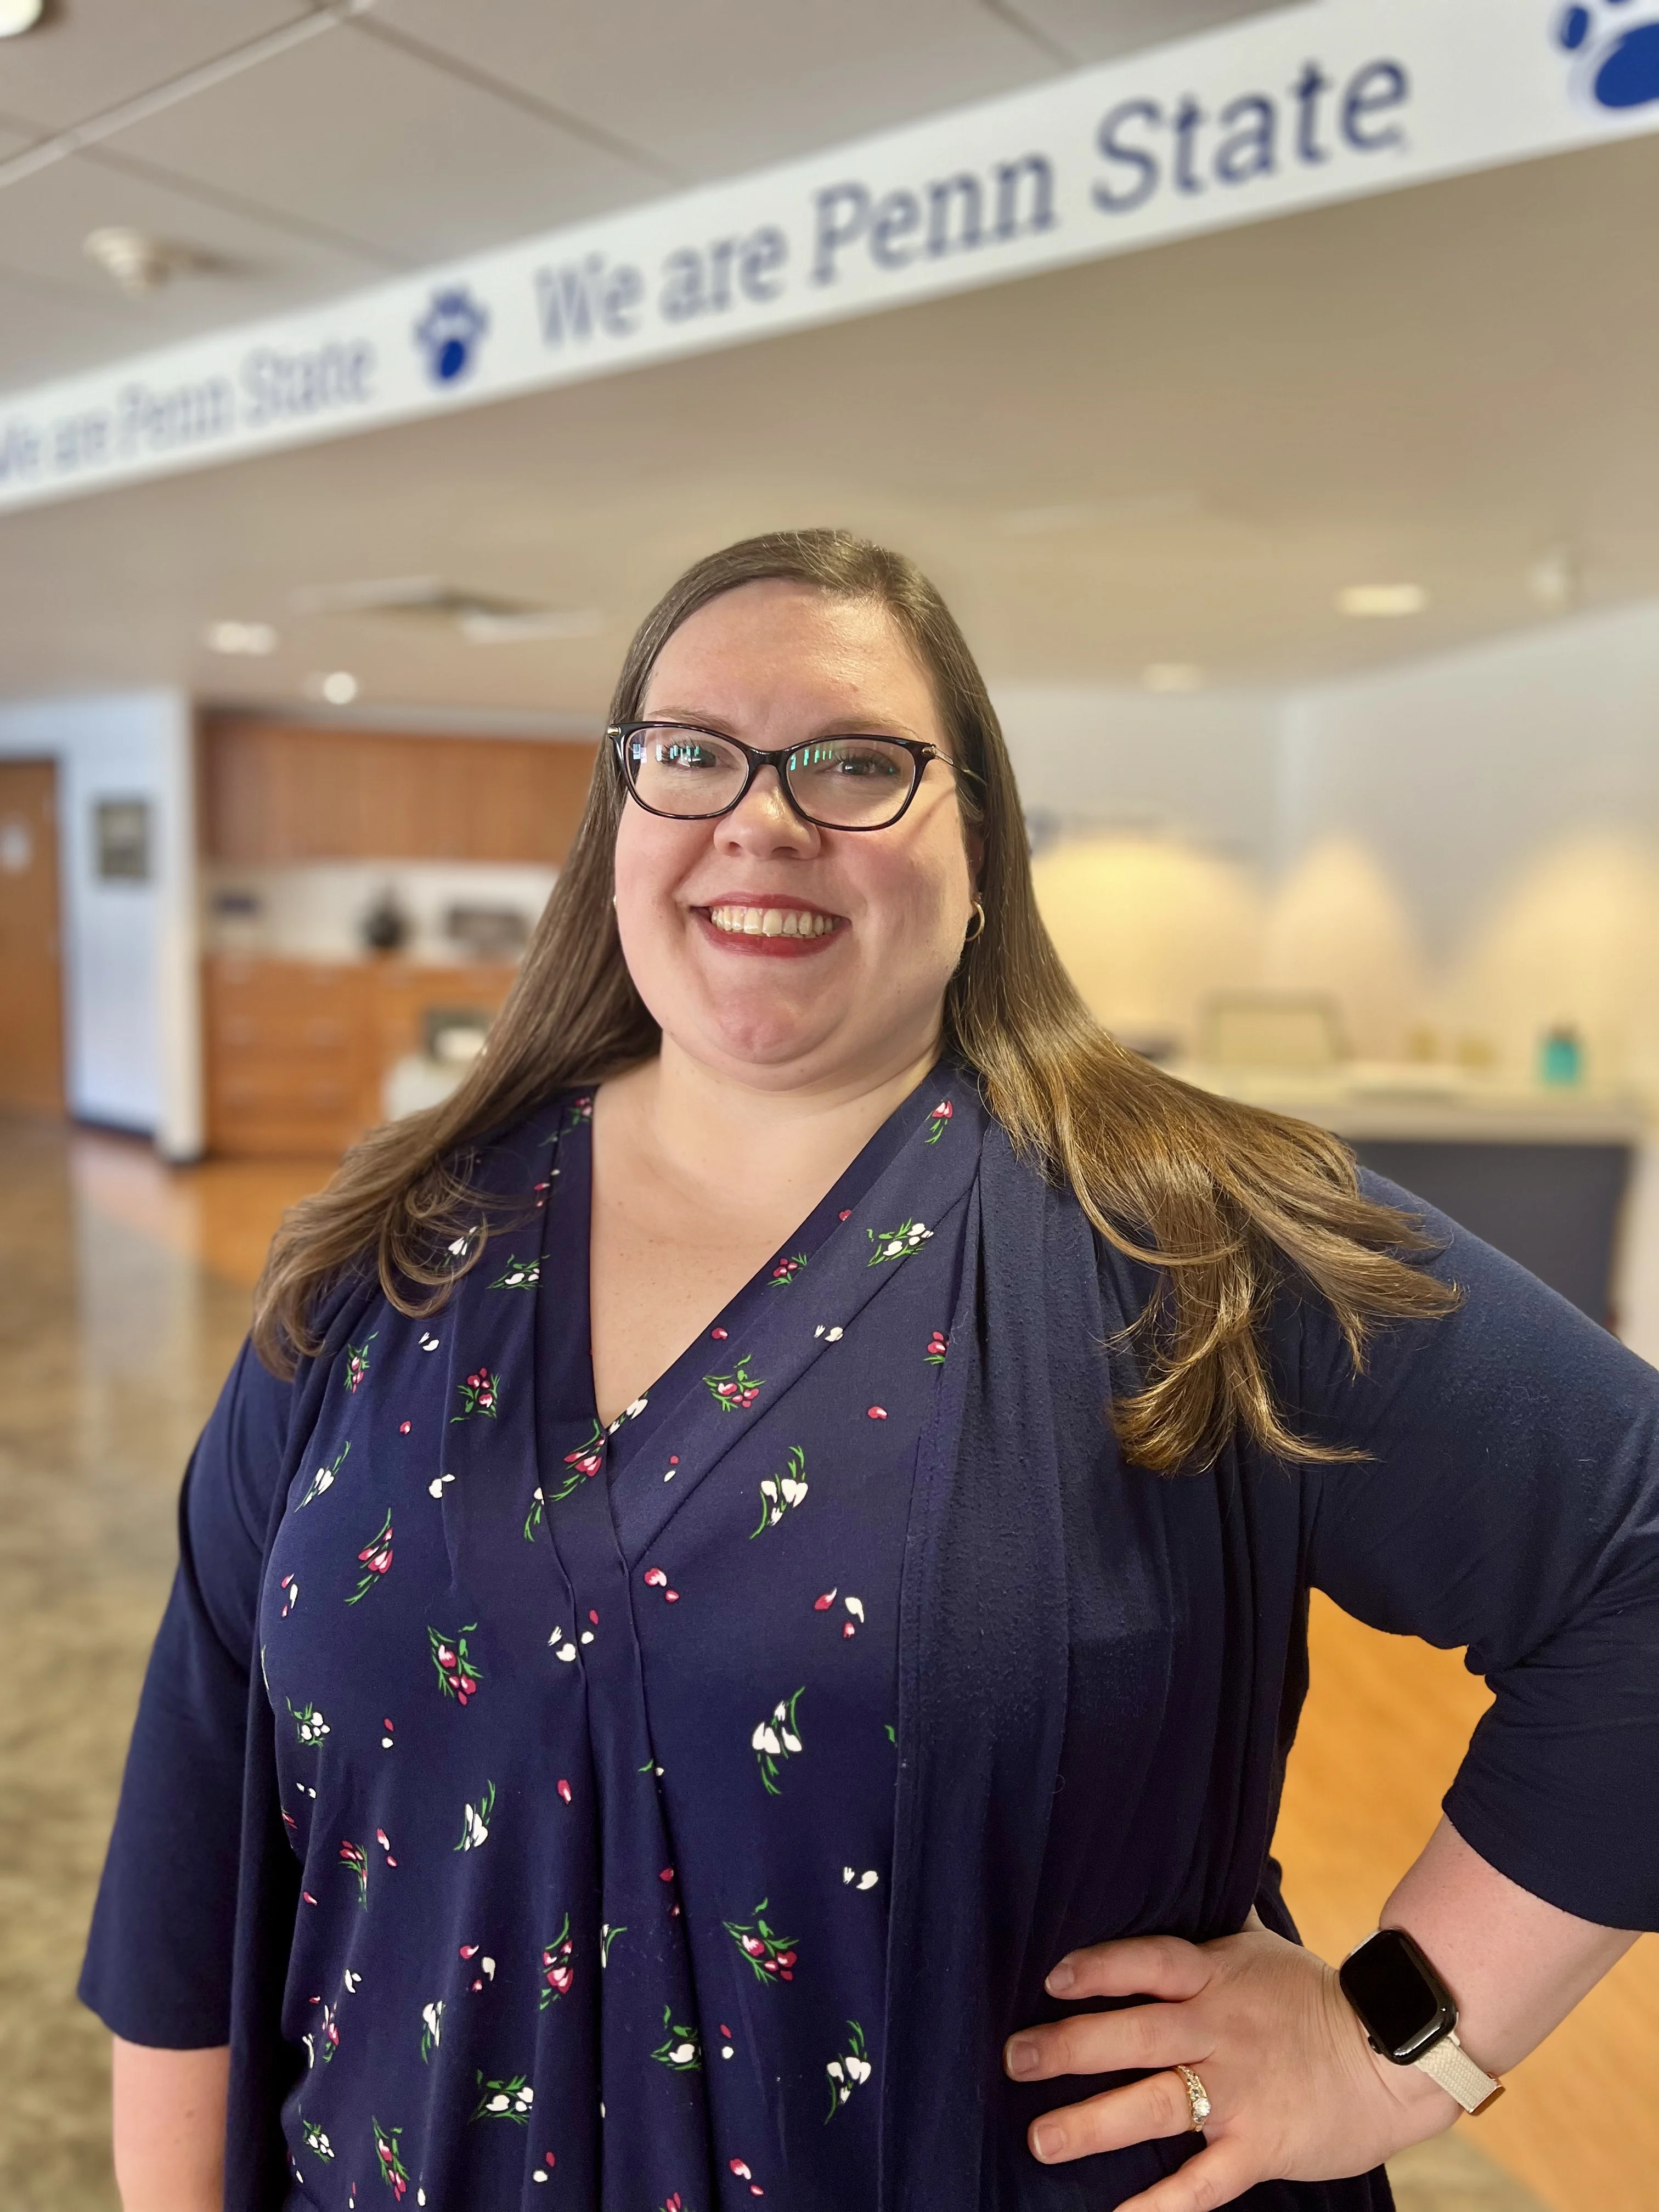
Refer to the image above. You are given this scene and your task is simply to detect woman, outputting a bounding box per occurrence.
[84,531,1655,2212]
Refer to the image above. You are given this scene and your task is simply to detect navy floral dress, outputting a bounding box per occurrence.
[257,1071,980,2209]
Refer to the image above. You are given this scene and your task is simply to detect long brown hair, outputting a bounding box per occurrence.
[253,528,1454,1470]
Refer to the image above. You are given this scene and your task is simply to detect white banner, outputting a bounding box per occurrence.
[1,0,1654,513]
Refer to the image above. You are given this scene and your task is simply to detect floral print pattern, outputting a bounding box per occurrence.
[256,1073,980,2207]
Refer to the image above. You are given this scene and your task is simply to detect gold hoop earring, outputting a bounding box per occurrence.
[963,899,986,944]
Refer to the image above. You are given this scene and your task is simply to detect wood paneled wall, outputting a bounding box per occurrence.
[201,716,599,864]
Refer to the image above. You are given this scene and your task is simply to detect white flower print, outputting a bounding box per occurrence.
[455,1780,496,1851]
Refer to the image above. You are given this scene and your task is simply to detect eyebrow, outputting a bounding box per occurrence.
[639,707,932,746]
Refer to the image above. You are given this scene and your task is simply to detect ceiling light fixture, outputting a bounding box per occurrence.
[0,0,44,36]
[1142,662,1204,693]
[293,574,598,643]
[206,620,278,657]
[306,670,359,706]
[1336,583,1427,618]
[83,226,199,295]
[1528,545,1581,613]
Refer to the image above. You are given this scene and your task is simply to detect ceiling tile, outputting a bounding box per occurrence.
[105,19,661,262]
[0,0,312,133]
[370,0,1056,181]
[1004,0,1290,68]
[0,269,132,383]
[0,150,386,387]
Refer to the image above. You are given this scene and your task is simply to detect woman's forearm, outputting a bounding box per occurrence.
[111,2036,228,2212]
[1380,1815,1638,2077]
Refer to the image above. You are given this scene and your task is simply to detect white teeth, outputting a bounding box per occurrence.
[707,905,836,939]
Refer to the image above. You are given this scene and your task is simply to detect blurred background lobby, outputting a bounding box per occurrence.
[2,2,1657,2208]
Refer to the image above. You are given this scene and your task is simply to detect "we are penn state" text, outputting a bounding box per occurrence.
[533,48,1410,347]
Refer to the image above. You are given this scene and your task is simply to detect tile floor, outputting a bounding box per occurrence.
[0,1117,1621,2212]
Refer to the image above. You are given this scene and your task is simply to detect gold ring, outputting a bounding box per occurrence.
[1175,2063,1211,2132]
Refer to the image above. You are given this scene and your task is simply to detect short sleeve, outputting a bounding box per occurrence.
[79,1337,295,2046]
[1292,1174,1659,1933]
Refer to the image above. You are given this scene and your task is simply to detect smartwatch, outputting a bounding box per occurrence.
[1338,1927,1504,2115]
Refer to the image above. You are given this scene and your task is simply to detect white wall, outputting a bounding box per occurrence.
[0,691,201,1158]
[1001,598,1659,1088]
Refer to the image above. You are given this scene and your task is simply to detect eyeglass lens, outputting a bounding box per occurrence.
[626,727,918,828]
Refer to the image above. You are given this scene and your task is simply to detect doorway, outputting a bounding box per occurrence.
[0,760,66,1115]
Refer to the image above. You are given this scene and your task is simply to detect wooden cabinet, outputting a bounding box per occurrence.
[201,718,599,865]
[205,957,516,1158]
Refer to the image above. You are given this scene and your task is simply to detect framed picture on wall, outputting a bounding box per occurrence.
[93,797,151,882]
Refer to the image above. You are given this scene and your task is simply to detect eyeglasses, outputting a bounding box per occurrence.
[610,721,952,832]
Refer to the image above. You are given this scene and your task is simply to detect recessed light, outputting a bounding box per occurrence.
[306,670,359,705]
[1142,662,1204,693]
[83,227,198,296]
[0,0,44,37]
[1336,583,1427,618]
[206,620,278,657]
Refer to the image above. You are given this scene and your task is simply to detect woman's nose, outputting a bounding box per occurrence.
[715,766,819,855]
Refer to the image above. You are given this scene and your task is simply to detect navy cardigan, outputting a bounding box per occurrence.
[81,1118,1659,2209]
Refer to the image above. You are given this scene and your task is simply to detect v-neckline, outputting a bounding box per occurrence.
[560,1064,954,1463]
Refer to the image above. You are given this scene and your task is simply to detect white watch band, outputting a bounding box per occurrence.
[1412,2029,1504,2114]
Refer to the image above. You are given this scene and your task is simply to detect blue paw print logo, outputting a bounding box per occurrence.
[414,286,489,385]
[1556,0,1659,109]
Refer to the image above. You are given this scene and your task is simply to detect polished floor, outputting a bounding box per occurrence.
[2,1118,1649,2212]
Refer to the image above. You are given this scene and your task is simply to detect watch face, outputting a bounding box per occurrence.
[1339,1929,1456,2061]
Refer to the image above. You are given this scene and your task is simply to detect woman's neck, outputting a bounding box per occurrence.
[602,1029,944,1227]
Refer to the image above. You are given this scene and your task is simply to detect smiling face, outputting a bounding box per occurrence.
[613,578,977,1093]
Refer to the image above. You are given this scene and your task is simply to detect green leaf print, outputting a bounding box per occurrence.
[549,1419,606,1503]
[600,1921,625,1967]
[825,2020,872,2119]
[651,2005,702,2071]
[345,1510,393,1604]
[704,1351,763,1412]
[452,1365,501,1421]
[539,1913,574,2008]
[867,1217,934,1267]
[472,2071,535,2124]
[455,1779,496,1850]
[724,1900,799,1985]
[490,1254,540,1287]
[523,1486,544,1541]
[371,2117,410,2198]
[752,1689,804,1795]
[300,2114,336,2161]
[428,1623,482,1706]
[338,1839,368,1910]
[287,1699,330,1747]
[343,1334,377,1394]
[750,1446,808,1537]
[298,1441,349,1509]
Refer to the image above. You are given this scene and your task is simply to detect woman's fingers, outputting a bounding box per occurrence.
[1024,2067,1206,2165]
[1005,1999,1207,2085]
[1046,1933,1212,2004]
[1114,2142,1261,2212]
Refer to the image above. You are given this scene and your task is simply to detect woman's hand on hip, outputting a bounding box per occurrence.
[1002,1923,1454,2211]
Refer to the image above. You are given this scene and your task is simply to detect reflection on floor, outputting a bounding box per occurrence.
[1,1120,1650,2211]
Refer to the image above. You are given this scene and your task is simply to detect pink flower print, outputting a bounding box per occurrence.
[549,1420,606,1502]
[280,1573,299,1617]
[843,1595,865,1640]
[768,1250,808,1286]
[924,1097,953,1143]
[381,1717,395,1750]
[750,1446,808,1537]
[339,1840,368,1910]
[642,1566,681,1602]
[556,1778,572,1804]
[814,1588,837,1611]
[428,1622,482,1705]
[539,1912,574,2009]
[724,1900,799,1985]
[925,1329,949,1364]
[838,1209,851,1221]
[373,2117,410,2197]
[375,1827,397,1868]
[343,1334,377,1394]
[866,1406,887,1420]
[345,1510,393,1604]
[398,1420,411,1435]
[704,1351,764,1412]
[710,1326,728,1340]
[452,1365,501,1423]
